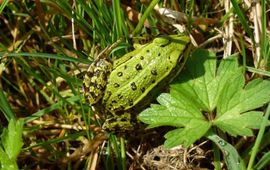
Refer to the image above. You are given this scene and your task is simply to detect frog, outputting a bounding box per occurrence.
[83,34,191,131]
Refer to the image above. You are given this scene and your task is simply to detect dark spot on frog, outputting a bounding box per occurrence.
[140,56,144,60]
[94,70,101,77]
[117,72,123,77]
[119,117,129,121]
[112,100,117,104]
[131,82,137,90]
[90,82,97,88]
[89,92,96,98]
[101,86,106,90]
[124,65,127,69]
[96,84,101,89]
[158,53,161,57]
[152,80,156,84]
[108,106,112,111]
[118,94,123,99]
[141,87,145,93]
[128,99,134,106]
[146,49,150,53]
[144,76,147,79]
[135,63,142,70]
[88,81,94,86]
[114,83,120,88]
[151,69,157,75]
[153,156,161,161]
[166,66,169,70]
[118,105,125,112]
[86,71,94,77]
[83,85,89,91]
[106,91,112,96]
[129,55,133,59]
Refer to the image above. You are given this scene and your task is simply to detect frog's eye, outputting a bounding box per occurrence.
[153,37,170,47]
[153,37,169,44]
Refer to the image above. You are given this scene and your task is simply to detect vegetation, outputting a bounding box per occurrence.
[0,0,269,169]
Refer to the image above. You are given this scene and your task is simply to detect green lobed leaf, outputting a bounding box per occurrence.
[139,48,270,148]
[139,93,205,128]
[171,49,218,111]
[214,111,265,137]
[216,70,245,116]
[215,78,270,136]
[164,120,211,148]
[217,78,270,117]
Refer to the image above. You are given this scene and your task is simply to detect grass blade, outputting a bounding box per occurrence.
[132,0,160,35]
[230,0,254,43]
[0,0,8,13]
[247,103,270,170]
[0,88,16,121]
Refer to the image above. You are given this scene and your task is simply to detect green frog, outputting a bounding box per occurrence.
[83,34,191,131]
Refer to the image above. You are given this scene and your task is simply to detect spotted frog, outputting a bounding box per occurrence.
[83,34,191,130]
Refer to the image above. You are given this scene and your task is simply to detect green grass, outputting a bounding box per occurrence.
[0,0,270,169]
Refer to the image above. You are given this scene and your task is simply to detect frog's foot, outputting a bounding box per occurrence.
[102,113,135,132]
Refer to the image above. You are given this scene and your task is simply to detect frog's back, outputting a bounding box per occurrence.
[103,35,190,112]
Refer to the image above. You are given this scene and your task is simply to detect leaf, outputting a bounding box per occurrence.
[217,78,270,117]
[138,49,270,148]
[214,111,265,136]
[215,78,270,136]
[0,147,18,170]
[140,93,205,128]
[207,132,241,170]
[1,119,24,168]
[215,71,244,117]
[171,49,218,111]
[164,120,211,148]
